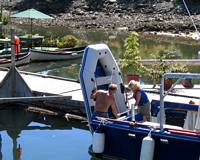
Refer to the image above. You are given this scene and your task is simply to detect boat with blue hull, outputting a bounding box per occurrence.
[79,44,200,160]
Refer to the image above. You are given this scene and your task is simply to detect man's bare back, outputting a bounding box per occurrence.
[91,84,120,118]
[94,90,115,112]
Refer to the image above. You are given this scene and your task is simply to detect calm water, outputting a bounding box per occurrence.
[4,24,200,59]
[2,25,200,159]
[12,24,200,80]
[0,108,91,160]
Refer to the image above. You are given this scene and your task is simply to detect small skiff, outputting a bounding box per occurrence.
[30,46,86,62]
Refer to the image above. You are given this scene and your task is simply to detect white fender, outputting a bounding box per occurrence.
[140,133,155,160]
[92,131,105,153]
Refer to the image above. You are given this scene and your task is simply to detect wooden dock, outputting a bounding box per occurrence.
[140,59,200,65]
[0,68,85,114]
[0,67,200,116]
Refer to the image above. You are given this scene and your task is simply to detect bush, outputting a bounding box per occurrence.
[147,51,188,87]
[58,35,78,48]
[42,38,58,47]
[42,35,87,48]
[2,16,9,25]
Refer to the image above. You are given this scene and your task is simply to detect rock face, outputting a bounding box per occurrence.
[9,0,200,32]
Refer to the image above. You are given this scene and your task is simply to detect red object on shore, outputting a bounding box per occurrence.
[126,74,140,82]
[14,36,21,54]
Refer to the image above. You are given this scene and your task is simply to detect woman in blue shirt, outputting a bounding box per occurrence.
[128,80,151,121]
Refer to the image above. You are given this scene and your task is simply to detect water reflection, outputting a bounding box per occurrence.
[0,107,90,160]
[19,59,81,73]
[19,59,81,79]
[0,107,34,160]
[4,24,200,61]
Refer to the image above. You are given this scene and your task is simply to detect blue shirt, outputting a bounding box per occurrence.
[135,89,149,106]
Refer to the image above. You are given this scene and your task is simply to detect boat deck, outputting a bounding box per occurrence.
[144,84,200,105]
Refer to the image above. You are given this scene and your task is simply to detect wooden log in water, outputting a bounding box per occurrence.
[27,106,58,116]
[64,113,87,121]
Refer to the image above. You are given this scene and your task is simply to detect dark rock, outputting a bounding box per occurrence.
[7,0,200,33]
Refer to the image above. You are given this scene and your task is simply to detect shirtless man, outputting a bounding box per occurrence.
[91,83,120,118]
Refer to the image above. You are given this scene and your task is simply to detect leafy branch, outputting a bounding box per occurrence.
[119,32,147,76]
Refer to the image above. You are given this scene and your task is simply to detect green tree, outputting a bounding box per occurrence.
[119,32,147,77]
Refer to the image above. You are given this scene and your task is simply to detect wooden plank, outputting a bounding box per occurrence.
[0,95,72,104]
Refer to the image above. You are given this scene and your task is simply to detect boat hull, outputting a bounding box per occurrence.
[91,121,200,160]
[30,46,85,62]
[0,52,31,67]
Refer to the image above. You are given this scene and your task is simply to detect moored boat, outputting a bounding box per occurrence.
[0,37,29,55]
[0,38,11,55]
[79,44,200,160]
[30,46,86,62]
[0,52,31,67]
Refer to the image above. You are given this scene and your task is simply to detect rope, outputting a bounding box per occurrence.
[59,88,81,94]
[93,118,106,133]
[183,0,200,36]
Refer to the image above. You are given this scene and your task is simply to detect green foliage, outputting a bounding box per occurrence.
[147,52,188,86]
[151,50,177,59]
[57,35,78,48]
[0,7,10,25]
[1,16,9,25]
[76,39,88,47]
[119,32,147,76]
[42,35,87,48]
[119,31,188,86]
[42,38,57,47]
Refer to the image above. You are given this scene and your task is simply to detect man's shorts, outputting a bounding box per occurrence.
[92,111,109,119]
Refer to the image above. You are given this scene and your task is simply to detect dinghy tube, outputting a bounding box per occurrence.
[92,129,105,153]
[140,131,155,160]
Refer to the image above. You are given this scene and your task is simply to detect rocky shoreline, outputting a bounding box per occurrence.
[8,0,200,34]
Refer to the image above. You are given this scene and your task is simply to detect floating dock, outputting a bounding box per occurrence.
[0,67,85,114]
[0,67,200,116]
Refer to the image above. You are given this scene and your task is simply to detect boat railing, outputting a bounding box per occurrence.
[160,72,200,131]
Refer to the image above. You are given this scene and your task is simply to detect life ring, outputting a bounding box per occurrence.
[14,36,21,54]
